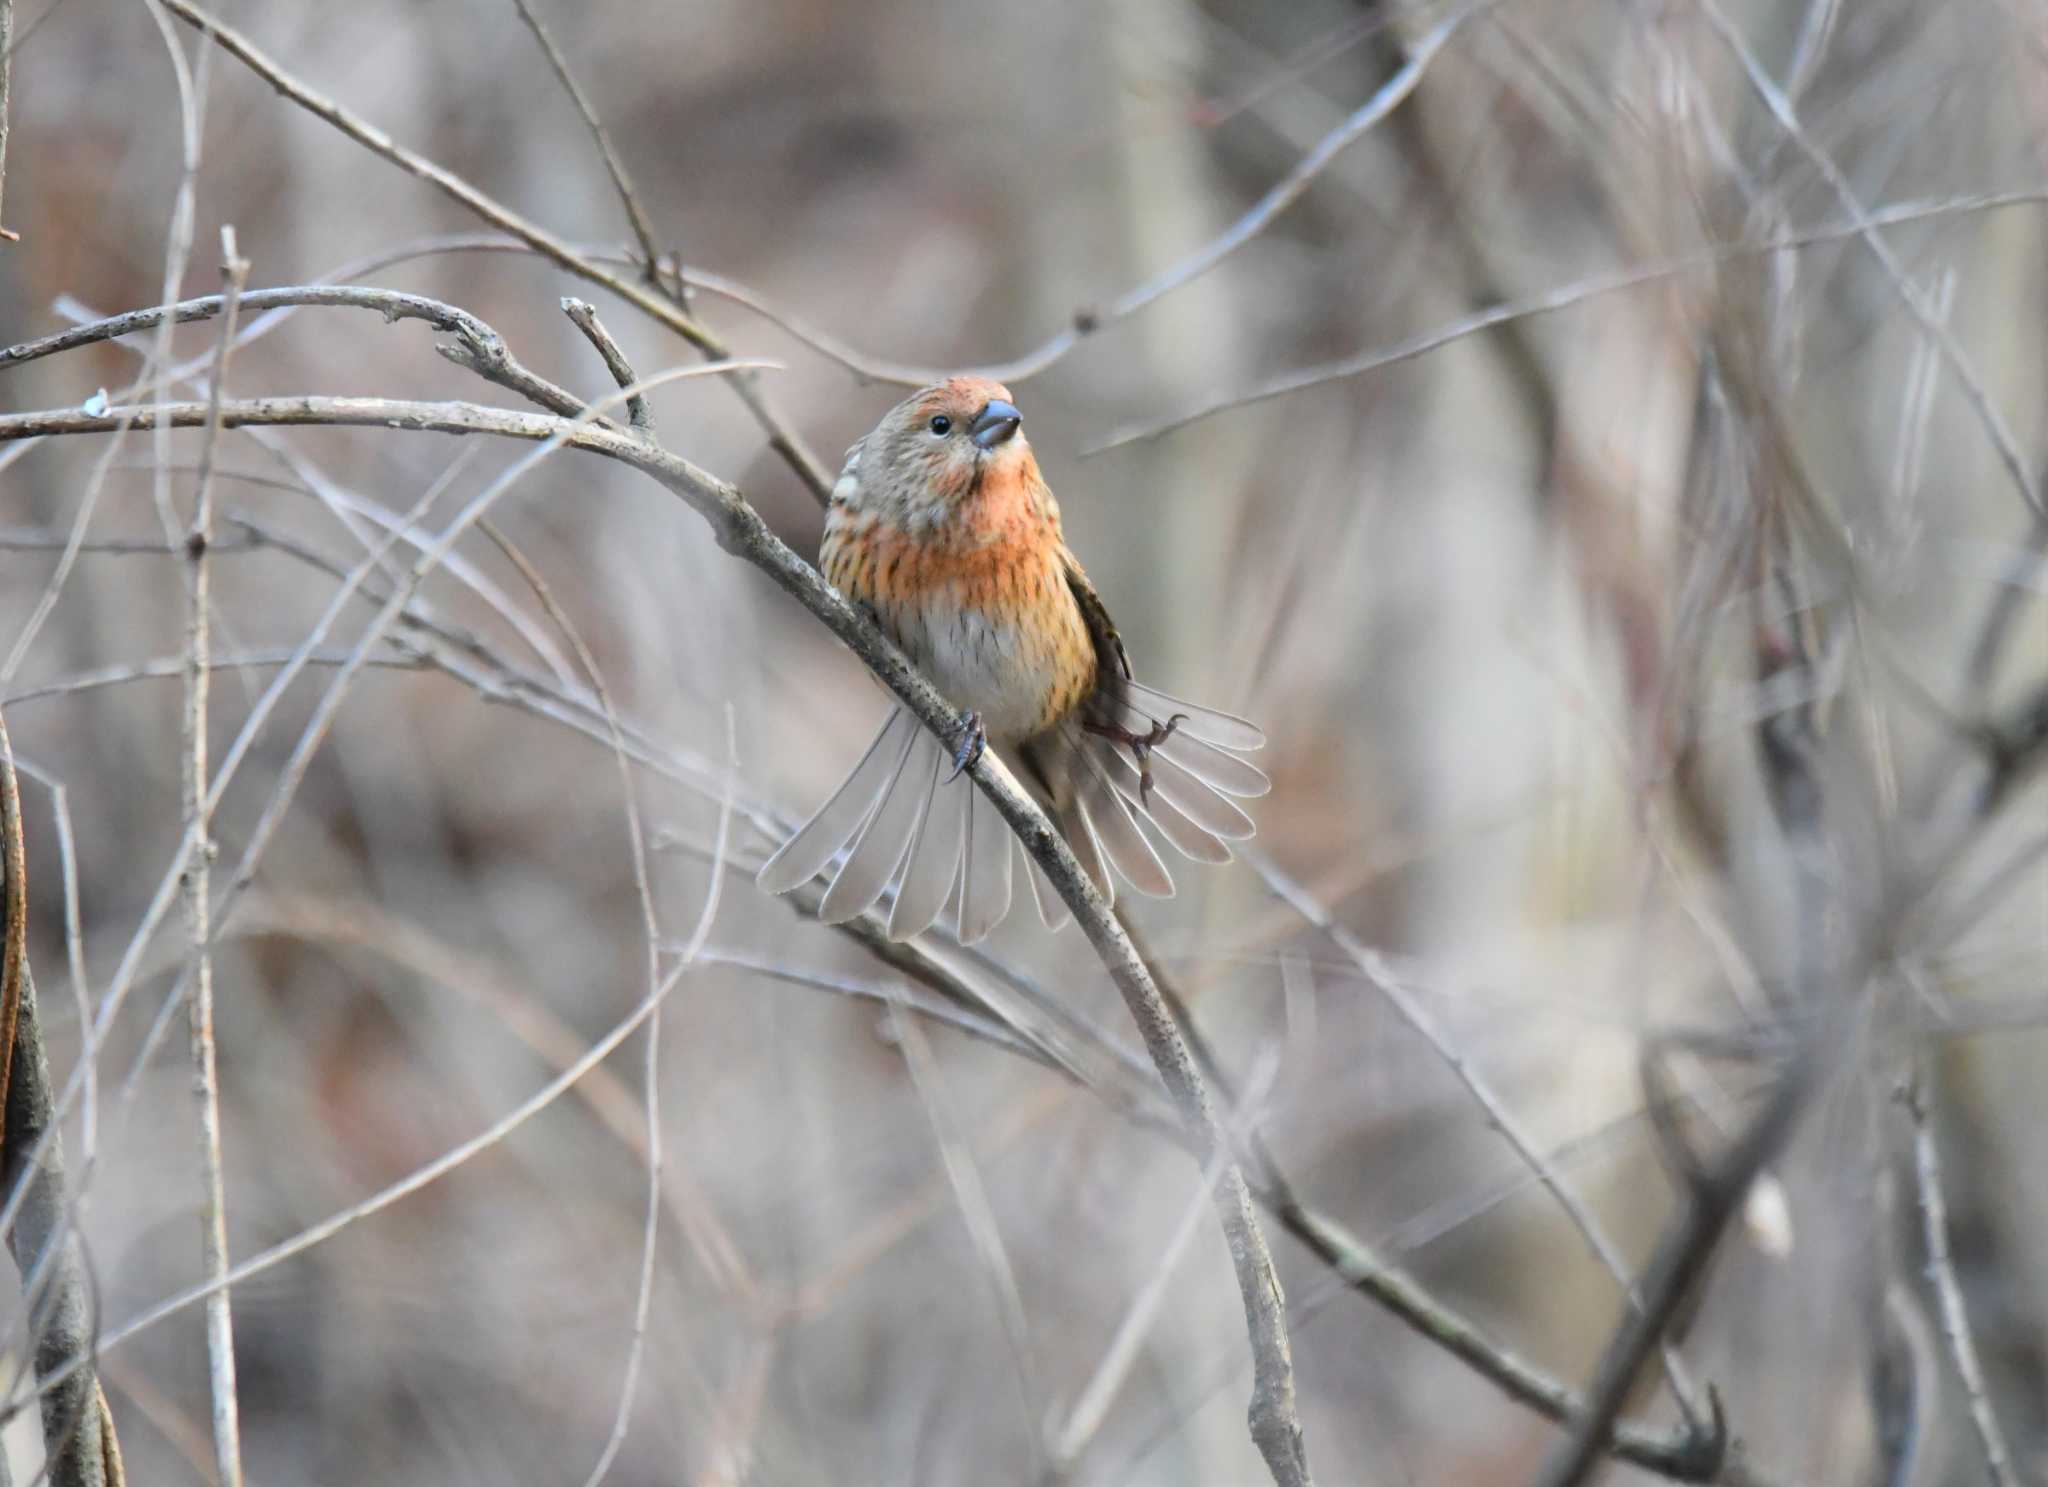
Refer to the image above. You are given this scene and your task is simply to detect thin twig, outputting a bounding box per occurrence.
[89,478,459,1134]
[182,227,247,1487]
[0,693,20,1153]
[54,956,699,1392]
[1903,1070,2017,1487]
[239,890,766,1317]
[1245,849,1712,1430]
[0,415,149,688]
[477,515,722,1487]
[1049,1052,1277,1476]
[139,0,205,551]
[1873,1280,1934,1487]
[563,298,651,431]
[2,647,423,707]
[1529,1046,1821,1487]
[158,0,837,500]
[1085,187,2048,453]
[0,0,16,241]
[1698,0,2042,526]
[1,284,597,421]
[506,0,668,288]
[887,997,1048,1477]
[649,5,1480,392]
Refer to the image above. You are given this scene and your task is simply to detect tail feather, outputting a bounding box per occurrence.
[1121,681,1266,753]
[1029,724,1114,903]
[757,709,917,894]
[958,786,1014,943]
[1026,855,1072,931]
[1141,749,1257,841]
[1108,763,1232,864]
[760,677,1265,941]
[1057,790,1113,906]
[1076,743,1174,897]
[887,744,965,940]
[819,722,931,923]
[1153,726,1270,798]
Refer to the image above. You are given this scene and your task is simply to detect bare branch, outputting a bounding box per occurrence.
[640,7,1482,391]
[1246,849,1712,1429]
[2,284,597,422]
[562,298,651,431]
[0,0,15,242]
[73,955,696,1381]
[476,517,707,1487]
[1530,1048,1819,1487]
[1050,1054,1276,1477]
[139,0,205,550]
[888,997,1048,1476]
[1087,189,2048,453]
[506,0,669,287]
[180,227,246,1487]
[1698,0,2042,526]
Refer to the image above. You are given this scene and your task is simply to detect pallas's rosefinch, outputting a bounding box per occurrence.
[759,377,1266,943]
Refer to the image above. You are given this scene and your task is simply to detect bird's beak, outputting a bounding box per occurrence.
[969,400,1022,450]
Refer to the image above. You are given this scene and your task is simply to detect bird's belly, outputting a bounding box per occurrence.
[894,594,1076,744]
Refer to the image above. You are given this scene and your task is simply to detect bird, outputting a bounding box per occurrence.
[757,376,1267,943]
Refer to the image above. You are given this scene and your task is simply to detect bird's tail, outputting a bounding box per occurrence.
[757,684,1266,942]
[756,707,1014,943]
[1022,681,1267,931]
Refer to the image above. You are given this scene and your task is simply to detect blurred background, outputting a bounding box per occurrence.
[0,0,2044,1482]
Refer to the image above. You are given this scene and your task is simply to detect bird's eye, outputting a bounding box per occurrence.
[927,414,952,436]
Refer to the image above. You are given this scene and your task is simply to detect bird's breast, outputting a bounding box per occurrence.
[823,513,1097,743]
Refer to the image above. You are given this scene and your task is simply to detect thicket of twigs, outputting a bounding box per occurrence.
[0,1,2042,1483]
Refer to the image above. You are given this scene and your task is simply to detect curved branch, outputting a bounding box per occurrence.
[0,285,595,422]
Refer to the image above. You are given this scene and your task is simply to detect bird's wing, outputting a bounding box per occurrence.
[1014,558,1269,925]
[756,706,1013,944]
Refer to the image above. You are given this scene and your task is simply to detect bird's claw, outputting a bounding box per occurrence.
[946,711,986,783]
[1085,711,1187,808]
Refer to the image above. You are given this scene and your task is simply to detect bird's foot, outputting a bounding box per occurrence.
[946,710,986,783]
[1084,712,1187,806]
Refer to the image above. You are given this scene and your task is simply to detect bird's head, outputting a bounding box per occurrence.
[854,376,1038,532]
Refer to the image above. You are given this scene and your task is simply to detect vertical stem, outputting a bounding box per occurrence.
[0,0,16,242]
[183,231,248,1487]
[1907,1071,2017,1487]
